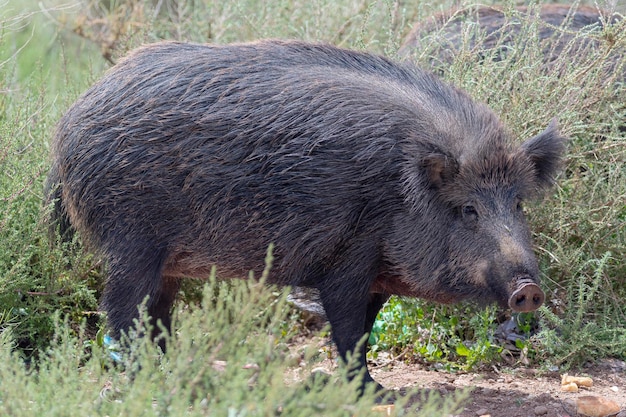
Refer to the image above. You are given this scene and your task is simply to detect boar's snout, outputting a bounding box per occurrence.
[508,277,545,312]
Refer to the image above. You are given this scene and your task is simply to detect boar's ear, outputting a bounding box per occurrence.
[520,119,567,189]
[422,152,459,189]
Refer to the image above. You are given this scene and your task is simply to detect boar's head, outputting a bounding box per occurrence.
[393,118,566,312]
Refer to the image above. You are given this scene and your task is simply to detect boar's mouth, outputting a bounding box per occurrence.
[508,276,545,312]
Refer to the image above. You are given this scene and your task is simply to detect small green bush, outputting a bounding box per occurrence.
[0,278,468,416]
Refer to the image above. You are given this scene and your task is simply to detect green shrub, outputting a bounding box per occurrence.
[0,278,468,416]
[0,13,100,357]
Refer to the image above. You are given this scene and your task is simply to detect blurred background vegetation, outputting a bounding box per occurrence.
[0,0,624,413]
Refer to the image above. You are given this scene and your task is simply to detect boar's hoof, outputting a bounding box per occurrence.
[508,278,545,312]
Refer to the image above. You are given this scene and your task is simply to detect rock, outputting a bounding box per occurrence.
[534,405,549,415]
[562,373,593,388]
[535,393,552,403]
[563,396,622,417]
[371,405,394,415]
[595,359,626,373]
[561,382,579,392]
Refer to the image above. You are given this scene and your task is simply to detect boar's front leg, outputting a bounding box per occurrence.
[315,256,386,393]
[365,293,390,338]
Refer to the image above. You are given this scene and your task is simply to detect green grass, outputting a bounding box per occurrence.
[0,0,625,412]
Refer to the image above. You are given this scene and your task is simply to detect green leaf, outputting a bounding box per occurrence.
[455,343,470,357]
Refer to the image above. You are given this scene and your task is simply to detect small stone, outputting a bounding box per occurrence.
[549,402,562,410]
[610,386,619,393]
[371,405,394,415]
[596,359,626,372]
[561,382,579,392]
[310,367,331,375]
[475,409,489,416]
[562,373,593,388]
[535,393,553,403]
[534,405,549,415]
[575,396,621,417]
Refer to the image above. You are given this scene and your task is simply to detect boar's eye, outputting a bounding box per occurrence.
[462,204,478,221]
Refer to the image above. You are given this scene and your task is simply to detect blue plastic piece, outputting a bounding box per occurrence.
[103,334,123,363]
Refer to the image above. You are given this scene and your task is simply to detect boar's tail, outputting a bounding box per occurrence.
[43,164,74,244]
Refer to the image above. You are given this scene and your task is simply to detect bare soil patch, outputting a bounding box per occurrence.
[373,360,625,416]
[292,335,626,416]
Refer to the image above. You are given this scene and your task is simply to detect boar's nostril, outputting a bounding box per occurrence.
[508,281,545,312]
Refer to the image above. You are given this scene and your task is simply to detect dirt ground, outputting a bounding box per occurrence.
[293,335,626,417]
[372,360,626,417]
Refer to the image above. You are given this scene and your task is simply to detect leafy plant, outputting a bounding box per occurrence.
[370,299,504,371]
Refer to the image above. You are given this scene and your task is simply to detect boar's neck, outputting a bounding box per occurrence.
[377,212,457,301]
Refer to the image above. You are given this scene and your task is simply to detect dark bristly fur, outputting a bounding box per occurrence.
[47,40,566,393]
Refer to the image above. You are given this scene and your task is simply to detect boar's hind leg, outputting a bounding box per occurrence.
[101,245,178,351]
